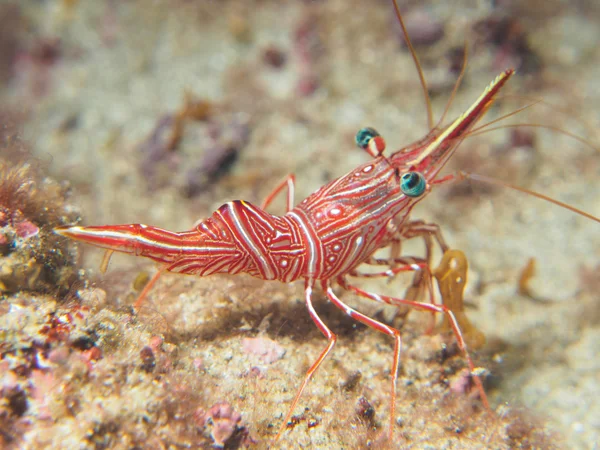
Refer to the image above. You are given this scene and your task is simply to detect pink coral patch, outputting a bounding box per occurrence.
[14,219,39,239]
[242,336,285,364]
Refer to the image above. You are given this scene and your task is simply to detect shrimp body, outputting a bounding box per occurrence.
[57,169,403,284]
[59,68,513,283]
[55,69,515,441]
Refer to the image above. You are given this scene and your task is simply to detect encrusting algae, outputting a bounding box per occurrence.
[0,129,79,295]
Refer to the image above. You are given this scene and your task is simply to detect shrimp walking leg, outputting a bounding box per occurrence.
[133,267,167,311]
[274,280,337,442]
[341,280,490,409]
[261,174,296,211]
[324,281,403,440]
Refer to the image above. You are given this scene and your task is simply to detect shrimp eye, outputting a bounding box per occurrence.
[355,127,386,157]
[355,127,379,149]
[400,171,426,197]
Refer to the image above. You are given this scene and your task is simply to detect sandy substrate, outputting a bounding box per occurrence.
[1,0,599,448]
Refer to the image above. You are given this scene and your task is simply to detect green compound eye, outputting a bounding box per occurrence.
[355,127,380,149]
[400,172,426,197]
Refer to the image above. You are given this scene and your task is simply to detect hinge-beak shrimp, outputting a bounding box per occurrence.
[54,0,600,443]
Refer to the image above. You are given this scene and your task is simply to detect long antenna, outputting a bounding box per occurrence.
[469,123,598,152]
[392,0,433,130]
[436,42,468,129]
[458,171,600,223]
